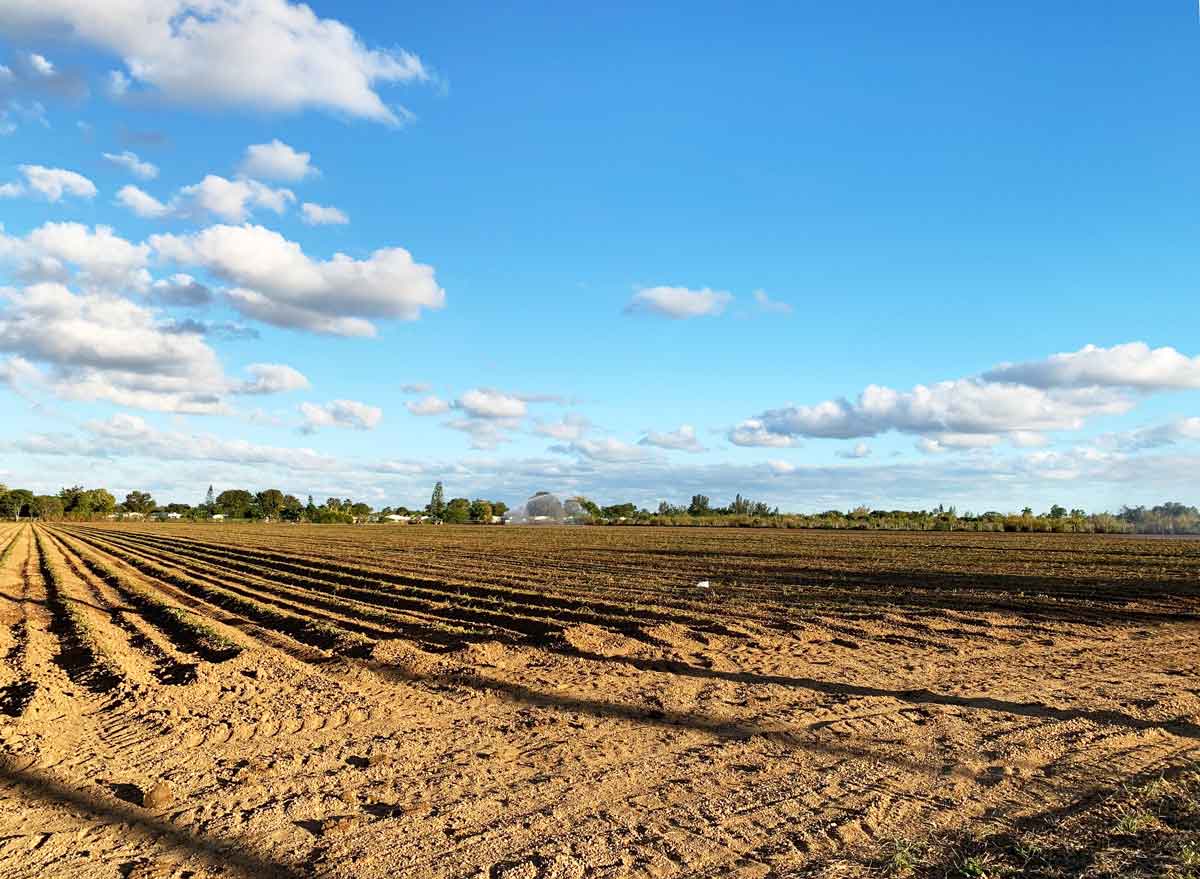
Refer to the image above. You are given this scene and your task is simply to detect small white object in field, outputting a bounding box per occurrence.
[696,580,711,589]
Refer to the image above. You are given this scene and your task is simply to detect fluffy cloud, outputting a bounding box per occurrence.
[240,139,316,181]
[116,184,170,218]
[0,282,305,412]
[400,382,431,394]
[152,224,444,336]
[984,342,1200,390]
[728,418,799,448]
[1,221,151,293]
[299,399,382,432]
[639,424,705,453]
[455,388,527,419]
[0,282,228,413]
[625,285,732,319]
[102,150,158,180]
[28,53,53,76]
[178,175,295,222]
[301,202,348,225]
[235,363,309,395]
[732,381,1131,446]
[0,1,430,124]
[405,395,450,416]
[732,342,1200,451]
[5,165,97,201]
[116,175,296,222]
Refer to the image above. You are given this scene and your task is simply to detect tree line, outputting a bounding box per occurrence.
[569,496,1200,534]
[0,481,1196,534]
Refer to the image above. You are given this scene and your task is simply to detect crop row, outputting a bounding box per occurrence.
[64,525,736,642]
[46,529,241,664]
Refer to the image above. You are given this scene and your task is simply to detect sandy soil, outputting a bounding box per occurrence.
[0,522,1197,878]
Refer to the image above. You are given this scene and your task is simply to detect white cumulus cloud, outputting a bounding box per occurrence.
[625,285,732,319]
[9,165,97,202]
[0,0,431,124]
[299,399,382,432]
[235,363,310,395]
[300,202,348,225]
[984,342,1200,390]
[239,139,317,181]
[454,388,527,419]
[103,150,158,180]
[639,424,706,453]
[151,223,444,336]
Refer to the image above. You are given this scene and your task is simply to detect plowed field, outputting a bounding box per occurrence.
[1,523,1198,878]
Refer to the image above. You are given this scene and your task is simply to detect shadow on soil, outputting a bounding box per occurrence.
[364,644,1200,748]
[0,761,310,879]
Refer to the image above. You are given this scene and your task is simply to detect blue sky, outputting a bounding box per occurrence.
[0,1,1198,512]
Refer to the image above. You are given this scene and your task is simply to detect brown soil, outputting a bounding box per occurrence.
[0,522,1197,878]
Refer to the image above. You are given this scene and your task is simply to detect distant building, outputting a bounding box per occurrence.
[211,513,226,521]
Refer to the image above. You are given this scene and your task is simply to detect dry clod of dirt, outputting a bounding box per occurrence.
[141,780,174,810]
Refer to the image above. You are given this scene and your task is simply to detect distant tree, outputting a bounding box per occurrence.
[1021,506,1034,517]
[215,489,253,518]
[350,502,372,520]
[688,494,711,516]
[469,499,493,523]
[573,497,601,518]
[1048,504,1067,519]
[164,503,192,515]
[491,501,509,518]
[0,491,22,520]
[124,491,156,515]
[256,489,285,520]
[205,485,215,509]
[281,495,303,521]
[84,489,116,515]
[324,497,343,513]
[305,495,319,521]
[428,482,446,520]
[32,495,64,519]
[601,502,637,519]
[443,497,471,524]
[58,485,86,513]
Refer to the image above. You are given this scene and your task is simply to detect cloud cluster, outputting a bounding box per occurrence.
[0,0,430,124]
[729,343,1195,451]
[0,282,307,413]
[152,223,444,336]
[984,342,1200,390]
[118,175,296,222]
[299,399,383,433]
[18,413,339,471]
